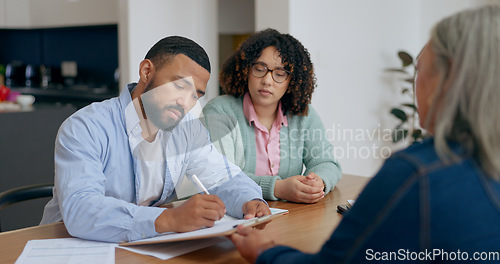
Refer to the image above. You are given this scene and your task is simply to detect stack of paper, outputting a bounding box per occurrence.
[15,238,116,264]
[15,207,288,263]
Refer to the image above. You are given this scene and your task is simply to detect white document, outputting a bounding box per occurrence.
[15,208,289,263]
[120,207,289,246]
[117,237,228,260]
[15,238,116,264]
[113,212,245,261]
[122,218,249,246]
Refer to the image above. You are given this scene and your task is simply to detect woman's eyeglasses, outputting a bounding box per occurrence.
[251,63,290,83]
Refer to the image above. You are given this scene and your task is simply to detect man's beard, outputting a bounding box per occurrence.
[141,82,186,131]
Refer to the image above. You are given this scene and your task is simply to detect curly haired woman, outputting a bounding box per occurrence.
[202,28,342,203]
[230,5,500,263]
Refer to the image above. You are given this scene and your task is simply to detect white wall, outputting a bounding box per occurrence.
[117,0,495,177]
[419,0,495,43]
[118,0,219,105]
[0,0,118,29]
[286,0,422,177]
[256,0,492,177]
[255,0,289,33]
[29,0,118,28]
[219,0,254,34]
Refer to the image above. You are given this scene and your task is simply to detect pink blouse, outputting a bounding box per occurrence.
[243,93,288,176]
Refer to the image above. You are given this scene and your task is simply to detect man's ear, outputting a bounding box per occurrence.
[139,59,154,84]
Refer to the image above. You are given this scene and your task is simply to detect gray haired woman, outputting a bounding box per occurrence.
[230,5,500,263]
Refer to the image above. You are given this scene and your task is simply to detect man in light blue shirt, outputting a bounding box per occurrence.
[40,36,270,243]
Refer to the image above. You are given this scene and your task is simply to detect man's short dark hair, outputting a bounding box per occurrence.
[145,36,211,73]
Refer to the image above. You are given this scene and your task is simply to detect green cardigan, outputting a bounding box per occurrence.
[202,95,342,200]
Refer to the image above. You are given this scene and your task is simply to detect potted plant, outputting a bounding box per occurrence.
[386,51,427,144]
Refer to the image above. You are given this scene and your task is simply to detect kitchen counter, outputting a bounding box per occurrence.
[12,86,118,101]
[0,102,76,113]
[10,86,118,109]
[0,103,77,231]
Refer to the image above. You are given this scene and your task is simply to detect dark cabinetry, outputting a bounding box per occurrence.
[0,105,76,231]
[0,25,119,108]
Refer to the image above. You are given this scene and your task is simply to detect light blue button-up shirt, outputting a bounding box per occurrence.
[40,84,264,243]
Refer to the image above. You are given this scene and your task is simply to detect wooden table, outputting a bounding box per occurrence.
[0,174,369,264]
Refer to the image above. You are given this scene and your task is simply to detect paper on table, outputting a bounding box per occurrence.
[116,209,285,260]
[270,207,288,215]
[117,237,228,260]
[218,207,287,222]
[120,207,288,246]
[122,218,248,246]
[15,238,116,264]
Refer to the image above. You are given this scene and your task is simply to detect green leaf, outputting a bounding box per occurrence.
[392,128,408,143]
[404,78,414,84]
[398,51,413,67]
[385,68,407,74]
[390,108,407,122]
[401,103,417,110]
[411,129,422,143]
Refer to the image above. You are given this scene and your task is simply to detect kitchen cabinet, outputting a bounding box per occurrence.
[11,87,119,109]
[0,24,119,106]
[0,104,76,231]
[0,0,118,29]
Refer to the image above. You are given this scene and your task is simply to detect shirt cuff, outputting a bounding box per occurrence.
[128,206,165,242]
[252,198,269,206]
[260,175,281,201]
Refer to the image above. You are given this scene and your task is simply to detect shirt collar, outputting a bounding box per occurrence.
[242,93,288,128]
[121,83,142,137]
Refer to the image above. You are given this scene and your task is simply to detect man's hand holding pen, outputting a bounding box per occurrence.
[155,194,226,233]
[189,174,271,222]
[155,174,271,234]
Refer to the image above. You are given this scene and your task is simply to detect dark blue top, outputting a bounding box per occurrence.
[258,138,500,263]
